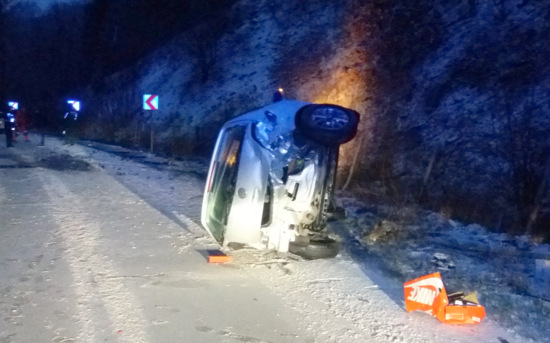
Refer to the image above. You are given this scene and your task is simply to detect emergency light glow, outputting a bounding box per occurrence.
[67,100,81,111]
[8,101,18,110]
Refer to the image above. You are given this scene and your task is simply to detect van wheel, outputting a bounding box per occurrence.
[295,104,359,146]
[289,237,340,260]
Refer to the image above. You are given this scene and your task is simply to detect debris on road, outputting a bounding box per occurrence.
[404,272,486,324]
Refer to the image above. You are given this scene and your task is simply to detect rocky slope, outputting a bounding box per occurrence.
[82,0,550,239]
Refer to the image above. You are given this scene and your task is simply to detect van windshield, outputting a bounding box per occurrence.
[204,124,246,242]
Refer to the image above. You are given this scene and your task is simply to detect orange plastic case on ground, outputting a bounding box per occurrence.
[404,272,486,324]
[207,250,232,263]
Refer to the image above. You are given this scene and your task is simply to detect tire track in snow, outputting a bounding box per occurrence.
[0,180,5,203]
[39,170,149,343]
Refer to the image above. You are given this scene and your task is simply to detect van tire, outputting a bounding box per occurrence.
[295,104,359,146]
[289,237,340,260]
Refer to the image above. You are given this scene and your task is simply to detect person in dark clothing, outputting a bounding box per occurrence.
[2,111,14,147]
[35,109,46,146]
[63,104,79,145]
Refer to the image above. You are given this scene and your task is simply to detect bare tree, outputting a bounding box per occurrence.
[83,0,111,88]
[185,23,220,83]
[184,14,230,84]
[183,1,234,83]
[501,91,550,235]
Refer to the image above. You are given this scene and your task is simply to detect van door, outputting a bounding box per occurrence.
[201,124,267,247]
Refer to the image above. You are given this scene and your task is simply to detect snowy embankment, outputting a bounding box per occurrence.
[44,134,547,343]
[333,197,550,343]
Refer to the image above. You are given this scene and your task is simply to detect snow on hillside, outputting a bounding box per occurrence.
[42,134,549,343]
[7,0,88,11]
[91,0,352,146]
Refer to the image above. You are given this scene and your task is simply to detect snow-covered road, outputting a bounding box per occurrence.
[0,134,529,342]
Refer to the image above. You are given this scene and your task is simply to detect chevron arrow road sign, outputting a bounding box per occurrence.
[143,94,158,110]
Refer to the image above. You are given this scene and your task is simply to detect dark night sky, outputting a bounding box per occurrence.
[1,0,230,114]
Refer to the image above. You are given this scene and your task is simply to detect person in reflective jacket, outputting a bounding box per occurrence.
[15,107,29,142]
